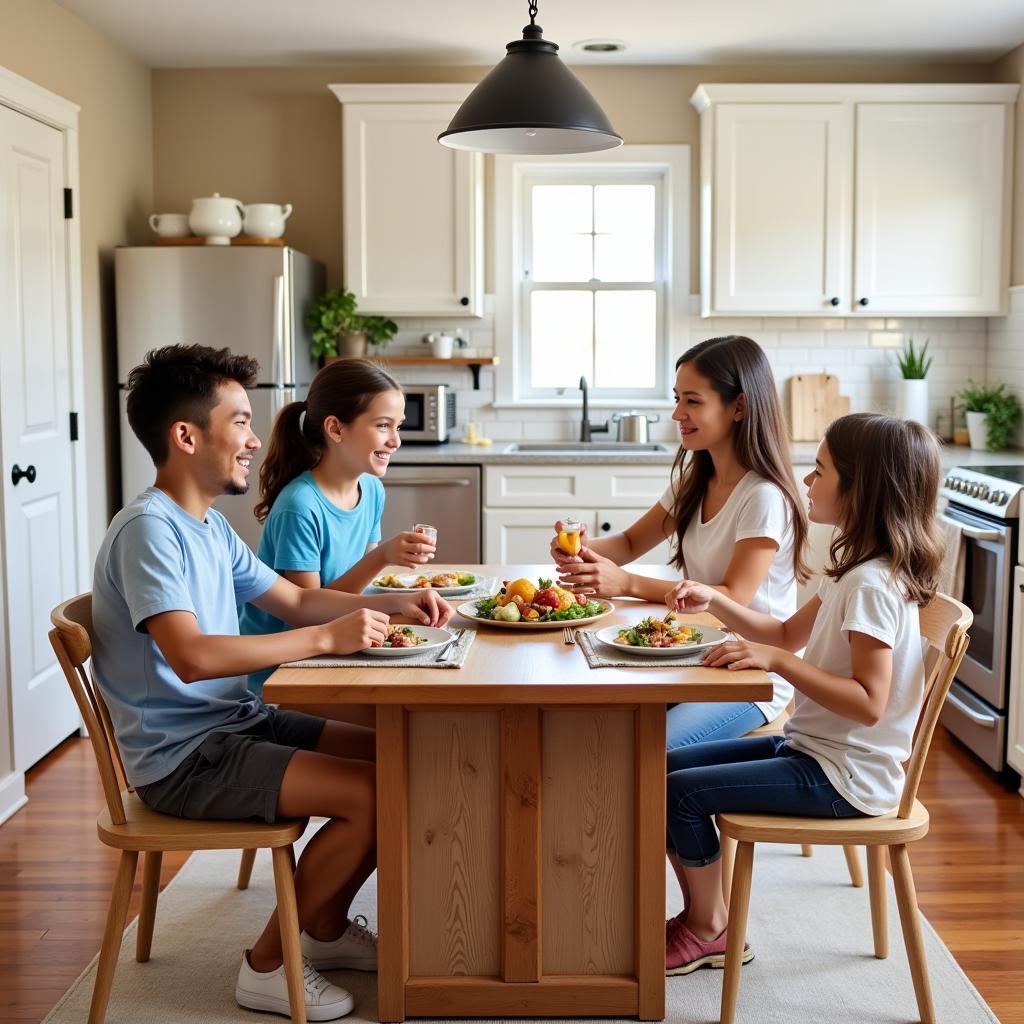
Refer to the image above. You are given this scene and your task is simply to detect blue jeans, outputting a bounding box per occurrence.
[666,736,865,867]
[666,700,768,751]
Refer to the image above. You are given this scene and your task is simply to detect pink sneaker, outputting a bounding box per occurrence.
[665,910,686,939]
[665,924,753,976]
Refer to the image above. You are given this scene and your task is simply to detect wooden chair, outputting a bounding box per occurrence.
[49,594,309,1024]
[713,593,971,1024]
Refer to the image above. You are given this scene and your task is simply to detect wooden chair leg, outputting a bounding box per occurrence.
[720,841,755,1024]
[843,844,865,888]
[287,843,297,873]
[890,844,935,1024]
[89,850,139,1024]
[136,850,163,962]
[237,848,257,890]
[720,833,737,906]
[800,844,813,857]
[272,845,307,1024]
[867,845,889,959]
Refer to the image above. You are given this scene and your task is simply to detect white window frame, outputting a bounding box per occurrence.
[494,144,689,409]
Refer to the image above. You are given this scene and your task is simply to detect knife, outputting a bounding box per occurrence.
[436,628,465,663]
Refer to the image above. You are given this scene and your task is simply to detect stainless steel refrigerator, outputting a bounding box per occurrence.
[114,246,325,551]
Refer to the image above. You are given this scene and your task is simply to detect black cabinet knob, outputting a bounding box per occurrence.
[11,464,36,486]
[857,297,869,306]
[460,296,469,306]
[600,521,611,532]
[829,296,840,307]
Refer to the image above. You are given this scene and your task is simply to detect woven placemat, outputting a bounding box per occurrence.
[575,628,709,668]
[282,627,476,669]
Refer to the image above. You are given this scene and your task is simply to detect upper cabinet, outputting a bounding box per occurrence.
[691,84,1019,317]
[330,84,484,317]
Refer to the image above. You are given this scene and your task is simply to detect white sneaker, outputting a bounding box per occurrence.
[301,915,378,971]
[235,951,354,1021]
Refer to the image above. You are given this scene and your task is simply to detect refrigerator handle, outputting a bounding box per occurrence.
[272,275,285,385]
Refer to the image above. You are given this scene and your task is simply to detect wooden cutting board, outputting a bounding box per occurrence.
[789,374,850,441]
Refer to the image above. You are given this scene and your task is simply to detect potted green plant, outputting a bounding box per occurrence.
[894,337,932,427]
[957,380,1022,451]
[306,288,398,361]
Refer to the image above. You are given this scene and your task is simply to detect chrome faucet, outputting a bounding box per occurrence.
[579,376,610,443]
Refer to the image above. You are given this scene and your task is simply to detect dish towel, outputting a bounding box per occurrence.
[937,514,967,601]
[575,629,709,669]
[282,628,476,670]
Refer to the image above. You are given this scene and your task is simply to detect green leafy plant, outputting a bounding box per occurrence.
[895,337,932,379]
[305,288,398,359]
[958,380,1022,451]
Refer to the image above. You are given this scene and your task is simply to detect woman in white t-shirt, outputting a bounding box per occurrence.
[659,413,944,977]
[551,335,809,745]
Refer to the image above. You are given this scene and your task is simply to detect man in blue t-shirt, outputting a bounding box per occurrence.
[92,344,451,1021]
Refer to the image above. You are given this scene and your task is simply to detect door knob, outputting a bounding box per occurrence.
[600,521,611,532]
[829,296,840,306]
[11,464,36,486]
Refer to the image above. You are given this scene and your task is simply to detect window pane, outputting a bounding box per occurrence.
[594,185,655,282]
[594,291,657,388]
[530,291,593,388]
[531,185,593,282]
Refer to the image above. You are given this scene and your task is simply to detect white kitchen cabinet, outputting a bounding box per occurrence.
[1006,566,1024,790]
[692,84,1018,317]
[596,509,674,567]
[330,84,483,317]
[484,508,595,566]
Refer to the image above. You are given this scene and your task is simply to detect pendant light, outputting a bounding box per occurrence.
[438,0,622,155]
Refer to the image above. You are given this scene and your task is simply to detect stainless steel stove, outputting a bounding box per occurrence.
[939,464,1024,772]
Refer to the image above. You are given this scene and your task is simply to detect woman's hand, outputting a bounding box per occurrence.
[549,519,590,567]
[378,531,436,569]
[388,589,452,627]
[665,579,715,614]
[556,547,629,598]
[702,638,779,672]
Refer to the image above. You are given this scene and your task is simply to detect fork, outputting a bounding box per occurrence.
[436,628,465,663]
[562,626,577,645]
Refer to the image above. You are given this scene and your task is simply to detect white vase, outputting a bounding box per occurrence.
[966,410,989,450]
[896,378,929,427]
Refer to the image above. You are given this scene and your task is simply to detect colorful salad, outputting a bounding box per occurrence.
[473,577,605,623]
[380,626,428,648]
[373,572,476,589]
[614,614,704,648]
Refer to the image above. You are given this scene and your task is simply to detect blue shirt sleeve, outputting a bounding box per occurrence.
[266,508,326,572]
[223,520,279,604]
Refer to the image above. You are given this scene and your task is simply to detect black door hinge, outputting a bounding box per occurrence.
[69,411,78,442]
[63,188,73,219]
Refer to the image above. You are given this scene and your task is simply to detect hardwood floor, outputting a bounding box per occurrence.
[0,728,1022,1023]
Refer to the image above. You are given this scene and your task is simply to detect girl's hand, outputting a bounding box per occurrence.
[379,531,436,569]
[666,579,715,614]
[702,638,779,672]
[556,547,627,598]
[549,519,590,567]
[390,590,452,627]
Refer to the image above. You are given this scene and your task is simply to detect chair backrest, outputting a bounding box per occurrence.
[898,592,972,818]
[49,593,130,826]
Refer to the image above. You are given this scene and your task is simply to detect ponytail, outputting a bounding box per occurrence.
[254,401,317,522]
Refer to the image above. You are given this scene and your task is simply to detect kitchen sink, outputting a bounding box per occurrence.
[503,441,675,454]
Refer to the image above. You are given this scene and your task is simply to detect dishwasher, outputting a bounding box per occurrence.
[380,464,482,564]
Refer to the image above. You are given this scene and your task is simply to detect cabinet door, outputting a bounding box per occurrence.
[710,103,850,314]
[596,509,675,567]
[483,509,594,565]
[1007,566,1024,781]
[342,102,482,316]
[853,103,1007,315]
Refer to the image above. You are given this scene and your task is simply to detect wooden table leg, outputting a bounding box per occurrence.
[636,705,666,1021]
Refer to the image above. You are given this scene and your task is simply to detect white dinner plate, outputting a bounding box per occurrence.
[594,622,730,656]
[360,626,454,658]
[366,572,482,597]
[457,600,615,630]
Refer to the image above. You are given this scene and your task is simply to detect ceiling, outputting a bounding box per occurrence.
[55,0,1024,68]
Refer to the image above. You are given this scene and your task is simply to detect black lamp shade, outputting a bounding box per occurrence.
[438,27,622,155]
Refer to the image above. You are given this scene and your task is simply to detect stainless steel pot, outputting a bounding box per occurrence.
[612,410,660,443]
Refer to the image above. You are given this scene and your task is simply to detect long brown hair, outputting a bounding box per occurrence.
[255,358,400,522]
[822,413,943,606]
[669,335,809,583]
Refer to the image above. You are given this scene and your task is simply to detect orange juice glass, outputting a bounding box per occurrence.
[557,518,583,556]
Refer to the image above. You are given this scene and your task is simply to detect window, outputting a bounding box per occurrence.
[495,146,689,408]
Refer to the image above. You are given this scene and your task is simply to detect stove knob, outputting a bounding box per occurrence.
[951,478,963,492]
[978,485,990,500]
[997,491,1010,506]
[969,483,980,496]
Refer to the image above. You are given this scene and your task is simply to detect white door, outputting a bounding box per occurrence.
[0,104,81,770]
[853,103,1006,315]
[710,103,850,314]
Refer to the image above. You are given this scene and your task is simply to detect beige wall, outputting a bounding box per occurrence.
[153,60,993,296]
[994,43,1024,286]
[0,0,153,556]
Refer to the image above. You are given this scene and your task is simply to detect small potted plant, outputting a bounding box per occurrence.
[957,380,1022,451]
[306,288,398,361]
[894,337,932,427]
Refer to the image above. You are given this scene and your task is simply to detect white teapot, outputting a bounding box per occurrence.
[242,203,293,239]
[188,193,243,245]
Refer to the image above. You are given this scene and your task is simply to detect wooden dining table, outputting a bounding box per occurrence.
[264,565,772,1023]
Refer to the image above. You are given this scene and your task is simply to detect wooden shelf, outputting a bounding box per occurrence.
[372,356,499,389]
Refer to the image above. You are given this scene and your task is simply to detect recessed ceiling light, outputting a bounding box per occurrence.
[573,39,628,54]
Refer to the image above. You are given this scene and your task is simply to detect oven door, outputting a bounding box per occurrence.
[942,504,1013,710]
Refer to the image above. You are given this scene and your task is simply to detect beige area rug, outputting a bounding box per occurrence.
[45,833,997,1024]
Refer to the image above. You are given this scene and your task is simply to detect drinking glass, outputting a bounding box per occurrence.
[414,524,438,551]
[557,517,583,556]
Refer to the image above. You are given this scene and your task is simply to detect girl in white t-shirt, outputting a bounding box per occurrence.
[660,413,944,977]
[551,335,809,744]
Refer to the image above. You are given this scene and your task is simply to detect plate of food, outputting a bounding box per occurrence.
[594,615,729,657]
[457,576,614,629]
[368,571,481,596]
[360,625,454,658]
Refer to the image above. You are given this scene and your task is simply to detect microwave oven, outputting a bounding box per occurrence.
[401,384,457,443]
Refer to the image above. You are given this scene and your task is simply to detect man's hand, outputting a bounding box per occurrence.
[323,608,391,653]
